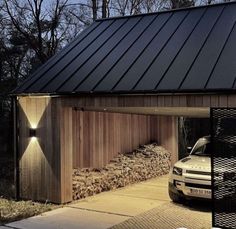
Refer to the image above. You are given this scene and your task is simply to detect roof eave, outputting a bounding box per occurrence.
[12,88,236,97]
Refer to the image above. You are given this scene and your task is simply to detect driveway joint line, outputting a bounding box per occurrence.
[67,206,133,218]
[110,193,168,201]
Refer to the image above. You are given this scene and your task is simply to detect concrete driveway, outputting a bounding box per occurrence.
[4,175,211,229]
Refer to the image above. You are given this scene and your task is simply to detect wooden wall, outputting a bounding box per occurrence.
[72,110,178,168]
[150,115,178,164]
[73,110,178,168]
[18,97,72,203]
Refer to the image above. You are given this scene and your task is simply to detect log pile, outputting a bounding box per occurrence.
[72,143,171,200]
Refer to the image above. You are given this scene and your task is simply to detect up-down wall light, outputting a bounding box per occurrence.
[29,128,37,138]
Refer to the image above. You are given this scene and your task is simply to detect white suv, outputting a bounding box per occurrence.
[169,136,212,202]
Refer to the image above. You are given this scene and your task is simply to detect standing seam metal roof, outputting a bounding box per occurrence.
[14,1,236,95]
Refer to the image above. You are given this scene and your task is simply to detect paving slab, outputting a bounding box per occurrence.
[7,207,129,229]
[111,178,169,201]
[70,175,170,216]
[70,193,166,217]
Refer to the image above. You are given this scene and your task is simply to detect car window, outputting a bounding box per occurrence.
[191,142,211,157]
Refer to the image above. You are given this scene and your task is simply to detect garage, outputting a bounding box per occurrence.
[13,2,236,228]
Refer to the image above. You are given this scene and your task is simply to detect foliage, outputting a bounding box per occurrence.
[0,157,14,198]
[0,198,56,225]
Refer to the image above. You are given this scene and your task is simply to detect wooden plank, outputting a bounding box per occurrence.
[164,96,173,106]
[202,95,211,107]
[187,95,196,107]
[210,95,219,107]
[178,95,187,107]
[72,110,77,168]
[172,96,180,107]
[79,111,84,168]
[45,97,53,201]
[37,98,46,200]
[219,95,228,107]
[51,98,62,202]
[195,95,203,107]
[18,97,29,199]
[83,111,89,167]
[227,95,236,107]
[59,106,73,203]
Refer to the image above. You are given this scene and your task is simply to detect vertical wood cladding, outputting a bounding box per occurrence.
[60,94,236,108]
[72,110,178,168]
[18,97,72,203]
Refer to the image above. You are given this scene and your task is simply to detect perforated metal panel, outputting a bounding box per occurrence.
[211,108,236,229]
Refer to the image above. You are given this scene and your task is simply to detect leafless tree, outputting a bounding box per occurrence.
[170,0,194,9]
[92,0,98,20]
[2,0,84,64]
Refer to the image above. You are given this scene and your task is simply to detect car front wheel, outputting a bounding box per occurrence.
[168,183,183,203]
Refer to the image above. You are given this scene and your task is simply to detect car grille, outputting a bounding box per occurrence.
[186,170,211,176]
[185,183,211,189]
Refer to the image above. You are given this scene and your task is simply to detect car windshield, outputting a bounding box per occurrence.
[191,141,211,157]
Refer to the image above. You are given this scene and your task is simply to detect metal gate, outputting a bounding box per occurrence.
[211,108,236,229]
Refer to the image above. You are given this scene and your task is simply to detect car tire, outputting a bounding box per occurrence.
[168,188,182,203]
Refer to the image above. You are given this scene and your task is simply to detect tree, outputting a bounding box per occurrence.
[170,0,194,9]
[102,0,109,18]
[92,0,98,20]
[0,0,89,158]
[111,0,156,16]
[2,0,85,65]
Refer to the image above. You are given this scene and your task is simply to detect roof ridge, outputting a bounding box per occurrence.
[96,1,236,21]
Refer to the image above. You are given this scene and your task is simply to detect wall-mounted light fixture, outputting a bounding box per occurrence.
[29,128,36,138]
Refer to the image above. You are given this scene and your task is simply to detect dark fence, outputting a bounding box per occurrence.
[211,108,236,229]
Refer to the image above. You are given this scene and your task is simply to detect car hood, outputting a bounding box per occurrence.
[174,155,211,171]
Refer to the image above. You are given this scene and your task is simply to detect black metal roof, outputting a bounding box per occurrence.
[14,2,236,95]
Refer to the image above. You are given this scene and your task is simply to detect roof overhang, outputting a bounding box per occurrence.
[74,106,210,118]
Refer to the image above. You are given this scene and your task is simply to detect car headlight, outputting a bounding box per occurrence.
[173,166,183,176]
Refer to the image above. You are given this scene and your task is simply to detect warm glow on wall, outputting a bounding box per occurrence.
[31,136,37,141]
[18,97,50,129]
[21,135,47,167]
[30,123,38,129]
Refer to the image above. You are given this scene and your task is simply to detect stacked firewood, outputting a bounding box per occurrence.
[72,143,171,200]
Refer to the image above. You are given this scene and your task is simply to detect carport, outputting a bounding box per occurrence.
[12,2,236,228]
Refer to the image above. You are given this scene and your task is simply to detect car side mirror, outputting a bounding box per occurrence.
[187,146,192,154]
